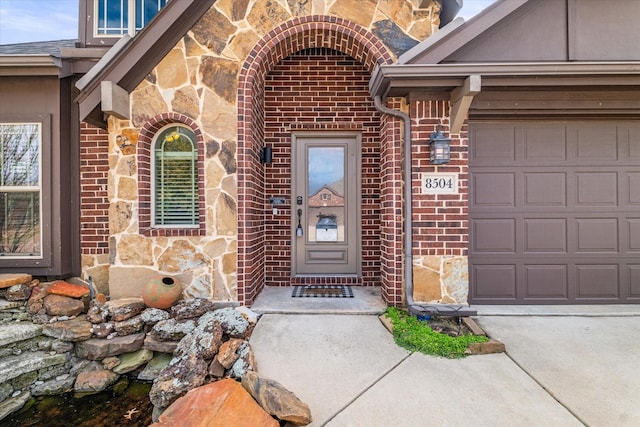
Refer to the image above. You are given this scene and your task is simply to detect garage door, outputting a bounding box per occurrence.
[469,121,640,304]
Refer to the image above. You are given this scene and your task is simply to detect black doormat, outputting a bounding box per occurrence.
[292,285,354,298]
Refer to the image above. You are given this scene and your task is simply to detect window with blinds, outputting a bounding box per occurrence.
[0,123,41,257]
[153,125,198,227]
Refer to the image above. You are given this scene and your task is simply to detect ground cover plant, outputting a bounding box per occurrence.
[385,307,488,358]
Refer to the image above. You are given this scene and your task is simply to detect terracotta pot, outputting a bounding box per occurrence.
[142,276,182,309]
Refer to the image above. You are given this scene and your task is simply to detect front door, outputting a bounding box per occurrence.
[292,133,361,275]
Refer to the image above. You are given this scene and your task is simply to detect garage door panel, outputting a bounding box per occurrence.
[524,265,568,299]
[524,173,567,206]
[524,127,567,161]
[575,172,618,206]
[472,265,516,299]
[576,265,619,299]
[628,219,640,251]
[472,173,515,206]
[629,266,640,298]
[576,127,618,161]
[628,173,640,204]
[472,219,516,253]
[471,126,516,163]
[470,121,640,304]
[575,218,618,253]
[630,127,640,157]
[524,219,567,253]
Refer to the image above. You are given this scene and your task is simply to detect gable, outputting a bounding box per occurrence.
[408,0,640,65]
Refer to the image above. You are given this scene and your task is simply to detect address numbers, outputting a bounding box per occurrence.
[421,173,458,195]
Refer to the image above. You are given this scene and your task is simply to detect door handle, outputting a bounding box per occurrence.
[296,208,303,237]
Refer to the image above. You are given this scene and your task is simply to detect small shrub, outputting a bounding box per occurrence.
[385,307,488,359]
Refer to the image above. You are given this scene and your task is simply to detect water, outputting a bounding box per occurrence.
[1,379,153,427]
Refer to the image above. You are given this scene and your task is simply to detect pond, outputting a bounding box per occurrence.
[1,379,153,427]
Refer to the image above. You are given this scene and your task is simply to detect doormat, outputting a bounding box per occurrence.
[292,285,354,298]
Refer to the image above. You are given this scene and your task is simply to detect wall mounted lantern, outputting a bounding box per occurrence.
[429,125,451,165]
[260,145,272,164]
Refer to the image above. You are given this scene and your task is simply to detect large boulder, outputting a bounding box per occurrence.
[151,379,278,427]
[241,370,312,426]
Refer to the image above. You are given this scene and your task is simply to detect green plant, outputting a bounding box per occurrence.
[385,307,488,359]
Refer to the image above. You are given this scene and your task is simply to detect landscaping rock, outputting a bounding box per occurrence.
[115,314,144,336]
[151,319,196,341]
[149,354,208,408]
[43,294,84,317]
[31,374,75,396]
[0,274,31,289]
[47,281,90,299]
[229,341,256,379]
[0,391,31,421]
[74,369,119,396]
[6,284,31,301]
[138,352,173,381]
[76,332,146,360]
[174,317,223,360]
[216,338,243,368]
[235,306,260,325]
[151,379,279,427]
[144,335,178,354]
[91,322,115,338]
[208,358,225,378]
[102,356,121,370]
[241,370,312,426]
[169,298,216,320]
[140,307,170,326]
[0,351,67,383]
[467,339,506,355]
[113,349,154,374]
[106,298,145,322]
[43,317,93,342]
[86,302,108,324]
[201,307,249,338]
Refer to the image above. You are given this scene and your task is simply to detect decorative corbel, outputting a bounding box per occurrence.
[450,74,481,134]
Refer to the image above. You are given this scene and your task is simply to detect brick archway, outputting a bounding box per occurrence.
[237,16,396,305]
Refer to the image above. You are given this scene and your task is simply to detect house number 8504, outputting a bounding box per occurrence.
[421,173,458,195]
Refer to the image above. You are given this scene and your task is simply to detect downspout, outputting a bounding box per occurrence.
[374,96,476,317]
[373,96,417,310]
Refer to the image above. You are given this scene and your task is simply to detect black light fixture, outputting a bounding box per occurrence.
[429,125,451,165]
[260,145,272,164]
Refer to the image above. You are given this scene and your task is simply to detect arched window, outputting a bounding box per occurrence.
[152,125,198,227]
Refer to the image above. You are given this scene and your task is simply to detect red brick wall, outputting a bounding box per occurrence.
[236,16,395,305]
[79,122,110,255]
[263,48,382,287]
[411,100,469,257]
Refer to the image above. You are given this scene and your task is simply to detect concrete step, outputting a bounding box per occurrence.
[0,351,66,383]
[0,323,42,347]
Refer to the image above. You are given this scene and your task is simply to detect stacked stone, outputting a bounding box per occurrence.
[0,274,311,425]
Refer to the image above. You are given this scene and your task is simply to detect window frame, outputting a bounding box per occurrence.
[151,124,199,229]
[0,115,51,266]
[82,0,168,45]
[137,114,205,237]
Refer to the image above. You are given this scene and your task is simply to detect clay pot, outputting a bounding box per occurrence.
[142,276,182,309]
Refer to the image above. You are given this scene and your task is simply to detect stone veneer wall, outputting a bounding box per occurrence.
[81,0,445,303]
[411,100,470,304]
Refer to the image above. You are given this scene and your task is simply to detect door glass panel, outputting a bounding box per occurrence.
[307,146,345,243]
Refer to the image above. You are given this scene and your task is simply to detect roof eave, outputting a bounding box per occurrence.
[371,62,640,98]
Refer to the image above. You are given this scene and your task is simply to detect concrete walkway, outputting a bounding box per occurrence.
[250,311,640,426]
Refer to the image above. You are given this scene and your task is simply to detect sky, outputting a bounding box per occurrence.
[0,0,497,45]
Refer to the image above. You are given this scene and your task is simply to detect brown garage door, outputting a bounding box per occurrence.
[469,121,640,304]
